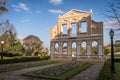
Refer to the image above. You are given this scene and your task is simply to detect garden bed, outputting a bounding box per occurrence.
[0,61,58,73]
[24,62,93,80]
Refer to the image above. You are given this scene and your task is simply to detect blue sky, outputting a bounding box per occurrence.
[1,0,120,48]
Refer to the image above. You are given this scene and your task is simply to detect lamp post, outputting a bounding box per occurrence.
[1,41,4,60]
[109,29,115,73]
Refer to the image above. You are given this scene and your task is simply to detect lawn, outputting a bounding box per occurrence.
[97,58,120,80]
[113,62,120,80]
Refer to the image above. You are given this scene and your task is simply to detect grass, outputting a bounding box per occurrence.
[0,61,58,73]
[113,62,120,80]
[24,63,93,80]
[97,57,120,80]
[97,59,111,80]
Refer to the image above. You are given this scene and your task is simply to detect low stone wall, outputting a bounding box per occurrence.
[50,57,105,62]
[50,57,72,62]
[77,58,105,62]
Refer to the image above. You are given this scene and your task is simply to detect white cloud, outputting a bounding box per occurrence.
[36,10,41,14]
[104,20,120,30]
[48,9,64,14]
[14,8,20,12]
[19,3,29,11]
[49,0,63,5]
[12,3,31,13]
[16,35,24,41]
[21,19,30,23]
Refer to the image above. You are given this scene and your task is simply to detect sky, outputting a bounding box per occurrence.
[1,0,120,48]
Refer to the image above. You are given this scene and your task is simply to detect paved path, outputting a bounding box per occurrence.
[69,63,104,80]
[0,62,63,80]
[0,62,104,80]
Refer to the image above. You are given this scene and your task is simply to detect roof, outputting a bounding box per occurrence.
[59,9,92,18]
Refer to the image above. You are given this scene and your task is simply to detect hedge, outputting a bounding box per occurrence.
[0,52,22,57]
[115,58,120,62]
[0,56,50,64]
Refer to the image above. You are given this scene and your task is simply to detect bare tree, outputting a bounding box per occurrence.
[105,0,120,27]
[0,0,8,14]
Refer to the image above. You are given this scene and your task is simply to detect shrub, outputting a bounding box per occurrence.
[0,52,22,57]
[0,56,50,64]
[115,58,120,62]
[103,46,111,55]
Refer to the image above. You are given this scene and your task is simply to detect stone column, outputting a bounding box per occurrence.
[50,42,54,57]
[87,44,91,58]
[77,22,80,36]
[67,21,72,37]
[98,44,103,58]
[59,43,62,57]
[77,43,81,57]
[67,43,71,57]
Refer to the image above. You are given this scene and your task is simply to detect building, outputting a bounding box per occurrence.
[50,9,104,62]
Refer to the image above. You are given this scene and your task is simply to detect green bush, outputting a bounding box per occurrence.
[0,56,50,64]
[103,46,111,55]
[97,59,111,80]
[0,52,22,57]
[107,54,120,58]
[115,58,120,62]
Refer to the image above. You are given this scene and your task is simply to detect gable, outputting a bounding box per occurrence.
[60,9,89,18]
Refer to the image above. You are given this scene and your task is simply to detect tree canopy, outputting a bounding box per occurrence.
[23,35,43,56]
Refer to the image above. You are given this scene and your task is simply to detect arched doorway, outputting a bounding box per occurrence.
[72,42,77,57]
[63,42,67,55]
[54,43,59,54]
[92,41,98,55]
[81,42,87,55]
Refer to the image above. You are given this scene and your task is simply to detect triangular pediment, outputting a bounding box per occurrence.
[60,9,89,18]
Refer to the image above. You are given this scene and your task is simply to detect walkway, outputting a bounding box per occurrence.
[0,62,63,80]
[69,63,104,80]
[0,62,104,80]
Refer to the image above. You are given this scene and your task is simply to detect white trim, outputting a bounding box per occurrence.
[59,9,90,18]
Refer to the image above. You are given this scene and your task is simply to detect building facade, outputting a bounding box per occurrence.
[50,9,103,61]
